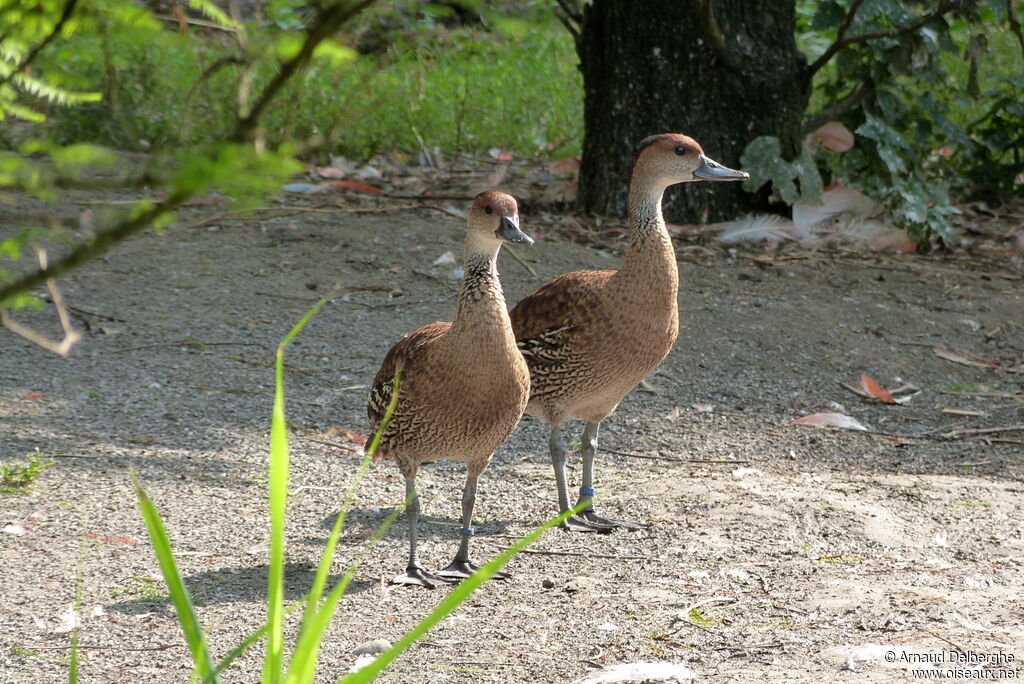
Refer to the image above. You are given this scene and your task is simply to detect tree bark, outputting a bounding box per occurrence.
[576,0,809,223]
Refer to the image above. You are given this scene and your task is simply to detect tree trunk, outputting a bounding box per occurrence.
[576,0,809,224]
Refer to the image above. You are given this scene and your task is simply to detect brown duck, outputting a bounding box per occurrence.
[510,134,748,532]
[368,190,533,587]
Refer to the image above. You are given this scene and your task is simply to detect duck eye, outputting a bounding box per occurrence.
[485,205,493,214]
[674,146,687,156]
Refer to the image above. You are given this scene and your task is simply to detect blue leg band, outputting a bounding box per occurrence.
[579,486,596,497]
[459,527,475,537]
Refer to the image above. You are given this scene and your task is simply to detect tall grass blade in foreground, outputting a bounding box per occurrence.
[132,471,217,680]
[134,287,570,683]
[67,537,86,684]
[263,293,335,682]
[339,503,585,684]
[284,371,401,683]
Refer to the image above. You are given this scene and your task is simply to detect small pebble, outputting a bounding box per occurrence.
[352,638,391,656]
[541,578,555,589]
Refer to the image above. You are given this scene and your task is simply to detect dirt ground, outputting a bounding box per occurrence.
[1,183,1022,683]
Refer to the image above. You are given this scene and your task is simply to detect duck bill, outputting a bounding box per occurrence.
[693,154,749,181]
[497,214,534,245]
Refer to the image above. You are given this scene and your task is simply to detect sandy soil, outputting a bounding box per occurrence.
[1,185,1022,683]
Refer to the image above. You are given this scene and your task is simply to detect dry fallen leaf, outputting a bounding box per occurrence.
[791,412,869,431]
[859,373,895,403]
[322,180,382,194]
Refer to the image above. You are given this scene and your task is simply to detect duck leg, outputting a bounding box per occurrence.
[551,424,614,533]
[437,466,509,580]
[393,475,454,589]
[574,421,648,529]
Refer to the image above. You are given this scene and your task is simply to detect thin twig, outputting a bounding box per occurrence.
[305,437,361,451]
[502,245,538,277]
[29,643,178,652]
[1,249,82,356]
[807,1,956,78]
[955,425,1024,436]
[113,341,261,354]
[514,549,650,561]
[602,447,750,464]
[924,629,968,656]
[152,13,239,32]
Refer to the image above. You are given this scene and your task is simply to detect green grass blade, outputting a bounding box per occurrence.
[264,290,337,684]
[298,372,398,628]
[285,372,401,684]
[67,537,86,684]
[285,496,407,684]
[132,472,216,681]
[337,503,585,684]
[205,600,306,684]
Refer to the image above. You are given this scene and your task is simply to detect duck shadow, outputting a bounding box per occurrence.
[106,562,377,613]
[310,508,535,544]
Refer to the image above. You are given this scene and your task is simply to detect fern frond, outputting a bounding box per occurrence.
[11,72,101,105]
[187,1,242,30]
[0,101,47,122]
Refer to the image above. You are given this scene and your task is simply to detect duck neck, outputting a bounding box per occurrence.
[618,178,678,293]
[451,236,511,337]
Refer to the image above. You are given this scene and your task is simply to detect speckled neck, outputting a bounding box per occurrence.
[617,178,678,294]
[450,244,512,339]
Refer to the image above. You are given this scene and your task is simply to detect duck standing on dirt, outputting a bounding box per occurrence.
[510,134,748,532]
[367,190,533,588]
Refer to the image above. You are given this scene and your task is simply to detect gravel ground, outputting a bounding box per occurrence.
[1,187,1022,683]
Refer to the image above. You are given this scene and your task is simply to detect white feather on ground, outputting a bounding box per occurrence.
[703,184,918,251]
[702,213,809,243]
[573,661,697,684]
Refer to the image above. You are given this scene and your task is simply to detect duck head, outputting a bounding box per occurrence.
[469,190,534,246]
[634,133,749,188]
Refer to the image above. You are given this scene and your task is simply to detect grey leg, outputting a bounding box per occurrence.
[393,475,454,589]
[551,423,614,533]
[436,468,509,580]
[574,420,648,530]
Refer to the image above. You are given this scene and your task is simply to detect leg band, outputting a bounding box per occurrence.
[459,527,476,537]
[579,486,596,497]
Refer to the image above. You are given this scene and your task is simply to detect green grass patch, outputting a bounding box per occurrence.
[35,16,581,160]
[957,500,991,507]
[111,575,168,603]
[0,451,55,493]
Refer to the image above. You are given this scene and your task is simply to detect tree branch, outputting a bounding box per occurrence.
[0,193,191,306]
[553,0,582,42]
[1,0,376,308]
[0,0,79,89]
[802,81,875,133]
[693,0,736,70]
[231,0,375,142]
[807,0,956,79]
[1007,0,1024,58]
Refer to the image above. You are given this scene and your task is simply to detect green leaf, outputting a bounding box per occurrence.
[313,41,357,67]
[740,136,823,205]
[0,237,20,260]
[810,0,846,31]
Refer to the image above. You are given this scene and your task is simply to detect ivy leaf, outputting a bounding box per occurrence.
[740,136,823,205]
